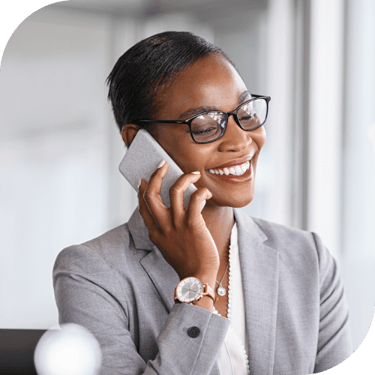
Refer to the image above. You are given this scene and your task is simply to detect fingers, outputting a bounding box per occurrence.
[186,188,213,223]
[140,159,212,233]
[169,171,201,224]
[142,160,169,224]
[138,179,159,236]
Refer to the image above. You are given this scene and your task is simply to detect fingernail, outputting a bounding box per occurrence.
[191,171,200,174]
[201,200,206,211]
[157,160,166,169]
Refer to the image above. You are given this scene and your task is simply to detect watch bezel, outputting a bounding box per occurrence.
[175,277,203,303]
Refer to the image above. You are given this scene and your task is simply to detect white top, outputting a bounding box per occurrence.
[213,222,250,374]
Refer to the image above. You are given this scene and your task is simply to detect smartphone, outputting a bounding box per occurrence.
[119,129,197,209]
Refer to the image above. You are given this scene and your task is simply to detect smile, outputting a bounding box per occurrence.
[206,160,254,184]
[207,160,250,176]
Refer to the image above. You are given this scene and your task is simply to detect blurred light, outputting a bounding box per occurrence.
[34,323,102,375]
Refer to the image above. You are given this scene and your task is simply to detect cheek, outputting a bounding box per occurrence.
[254,126,266,150]
[177,144,216,174]
[178,145,212,172]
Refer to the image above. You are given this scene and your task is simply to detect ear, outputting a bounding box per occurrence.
[121,124,141,148]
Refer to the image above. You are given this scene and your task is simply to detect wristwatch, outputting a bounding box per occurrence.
[174,277,216,304]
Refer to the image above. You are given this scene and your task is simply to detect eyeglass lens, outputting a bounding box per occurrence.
[190,98,267,143]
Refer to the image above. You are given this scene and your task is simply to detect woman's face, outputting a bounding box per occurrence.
[145,54,266,208]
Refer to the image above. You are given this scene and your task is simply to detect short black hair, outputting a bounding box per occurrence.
[106,31,235,133]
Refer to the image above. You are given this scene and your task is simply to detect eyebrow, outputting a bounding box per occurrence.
[177,90,251,120]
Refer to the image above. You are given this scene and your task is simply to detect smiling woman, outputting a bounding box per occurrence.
[53,31,352,375]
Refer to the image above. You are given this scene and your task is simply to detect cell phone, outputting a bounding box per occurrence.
[119,128,197,209]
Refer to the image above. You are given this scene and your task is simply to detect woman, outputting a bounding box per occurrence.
[53,31,352,375]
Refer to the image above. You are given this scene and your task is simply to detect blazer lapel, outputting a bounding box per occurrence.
[234,208,279,375]
[127,207,179,313]
[139,248,179,313]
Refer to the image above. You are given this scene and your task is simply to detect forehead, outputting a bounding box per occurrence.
[155,54,248,119]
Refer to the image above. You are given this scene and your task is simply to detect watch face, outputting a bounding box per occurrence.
[176,277,203,303]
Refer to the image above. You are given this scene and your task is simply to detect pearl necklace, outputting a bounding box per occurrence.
[213,223,250,374]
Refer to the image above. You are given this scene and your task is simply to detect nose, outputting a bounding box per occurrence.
[217,115,252,152]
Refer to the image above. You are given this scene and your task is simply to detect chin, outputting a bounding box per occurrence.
[230,184,256,208]
[212,192,254,208]
[231,195,254,208]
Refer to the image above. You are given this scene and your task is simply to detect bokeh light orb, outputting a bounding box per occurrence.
[34,323,102,375]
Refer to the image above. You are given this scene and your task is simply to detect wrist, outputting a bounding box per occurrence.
[191,294,214,312]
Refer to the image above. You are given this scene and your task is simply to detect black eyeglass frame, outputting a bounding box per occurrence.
[133,94,271,144]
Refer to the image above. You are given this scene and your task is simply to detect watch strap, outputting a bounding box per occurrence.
[197,282,217,304]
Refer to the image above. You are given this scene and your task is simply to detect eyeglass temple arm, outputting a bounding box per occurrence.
[251,93,271,101]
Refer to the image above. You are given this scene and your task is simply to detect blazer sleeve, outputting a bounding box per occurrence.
[312,232,353,373]
[53,245,230,375]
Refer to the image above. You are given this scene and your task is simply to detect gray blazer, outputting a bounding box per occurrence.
[53,207,352,375]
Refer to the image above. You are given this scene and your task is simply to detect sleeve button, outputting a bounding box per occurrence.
[187,326,200,338]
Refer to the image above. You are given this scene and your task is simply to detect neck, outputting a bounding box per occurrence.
[201,205,235,263]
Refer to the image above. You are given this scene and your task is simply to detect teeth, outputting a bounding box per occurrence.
[235,165,242,175]
[208,161,250,176]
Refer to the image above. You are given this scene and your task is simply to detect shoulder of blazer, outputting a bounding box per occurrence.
[77,219,148,271]
[249,215,324,269]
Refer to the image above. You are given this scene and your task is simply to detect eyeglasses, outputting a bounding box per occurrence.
[133,94,271,144]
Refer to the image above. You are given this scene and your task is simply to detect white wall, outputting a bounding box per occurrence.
[0,7,113,328]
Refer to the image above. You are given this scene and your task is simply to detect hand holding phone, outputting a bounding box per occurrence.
[119,128,220,285]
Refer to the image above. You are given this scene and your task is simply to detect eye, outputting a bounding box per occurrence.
[191,126,217,135]
[239,114,253,121]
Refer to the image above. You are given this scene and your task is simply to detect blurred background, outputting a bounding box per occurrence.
[0,0,374,352]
